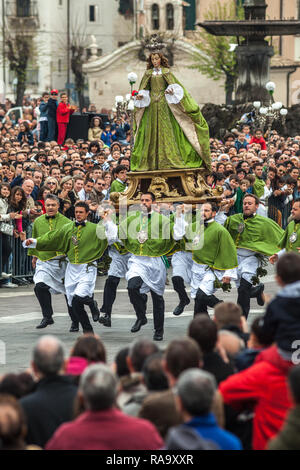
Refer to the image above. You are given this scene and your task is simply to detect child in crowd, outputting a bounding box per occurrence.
[234,179,248,214]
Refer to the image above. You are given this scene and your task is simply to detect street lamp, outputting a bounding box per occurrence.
[252,81,288,149]
[127,72,138,151]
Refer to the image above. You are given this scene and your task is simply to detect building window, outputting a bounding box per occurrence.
[166,3,174,30]
[17,0,31,17]
[58,0,63,6]
[89,5,96,22]
[298,0,300,20]
[58,59,62,73]
[152,4,159,30]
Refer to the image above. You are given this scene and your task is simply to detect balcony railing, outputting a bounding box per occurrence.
[6,1,38,18]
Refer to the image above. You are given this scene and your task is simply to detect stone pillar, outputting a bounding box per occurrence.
[235,43,274,103]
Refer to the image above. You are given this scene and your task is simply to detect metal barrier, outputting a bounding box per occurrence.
[0,225,33,282]
[11,236,34,280]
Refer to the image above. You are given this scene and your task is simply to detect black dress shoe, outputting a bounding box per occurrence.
[90,300,100,322]
[173,299,190,316]
[36,318,54,329]
[102,315,111,327]
[131,317,147,333]
[153,332,164,341]
[251,283,265,306]
[69,322,79,332]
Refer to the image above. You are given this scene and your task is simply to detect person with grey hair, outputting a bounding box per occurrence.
[45,364,163,450]
[20,336,77,448]
[175,369,242,450]
[21,193,77,330]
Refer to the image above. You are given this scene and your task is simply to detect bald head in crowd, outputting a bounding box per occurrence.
[32,335,65,378]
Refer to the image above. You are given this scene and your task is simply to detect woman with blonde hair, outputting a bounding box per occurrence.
[6,165,16,183]
[58,175,75,219]
[44,177,59,194]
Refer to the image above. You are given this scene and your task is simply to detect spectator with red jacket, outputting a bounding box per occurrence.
[249,129,267,151]
[218,344,294,450]
[56,93,76,146]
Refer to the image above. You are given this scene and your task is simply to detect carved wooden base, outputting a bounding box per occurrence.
[110,168,222,206]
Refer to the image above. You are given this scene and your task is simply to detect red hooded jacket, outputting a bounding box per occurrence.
[249,136,267,150]
[219,345,293,450]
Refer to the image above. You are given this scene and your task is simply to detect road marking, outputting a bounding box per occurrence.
[0,309,265,324]
[0,274,276,299]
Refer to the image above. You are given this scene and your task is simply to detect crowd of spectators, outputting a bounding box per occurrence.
[0,94,300,287]
[0,94,131,285]
[1,250,300,450]
[1,94,300,451]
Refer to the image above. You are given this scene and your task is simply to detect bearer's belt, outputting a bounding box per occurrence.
[86,261,98,272]
[49,255,67,268]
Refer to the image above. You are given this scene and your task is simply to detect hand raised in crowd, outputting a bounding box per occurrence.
[32,256,37,269]
[19,231,27,242]
[60,188,69,199]
[10,212,22,220]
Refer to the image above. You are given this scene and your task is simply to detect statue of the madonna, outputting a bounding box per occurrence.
[131,36,211,172]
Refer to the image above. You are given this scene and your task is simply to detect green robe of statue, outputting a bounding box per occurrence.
[224,214,284,256]
[34,221,108,264]
[278,220,300,252]
[185,221,238,270]
[28,212,71,261]
[118,211,175,257]
[131,67,211,172]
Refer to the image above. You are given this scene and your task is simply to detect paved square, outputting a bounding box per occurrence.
[0,267,277,374]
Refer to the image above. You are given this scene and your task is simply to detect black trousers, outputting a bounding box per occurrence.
[194,288,222,316]
[1,233,12,272]
[34,282,76,322]
[172,276,189,304]
[101,275,121,316]
[237,278,252,319]
[71,295,94,332]
[128,276,164,334]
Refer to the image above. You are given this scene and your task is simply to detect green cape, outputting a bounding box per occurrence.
[185,221,238,270]
[224,213,284,256]
[278,220,300,252]
[36,221,108,265]
[28,213,71,261]
[118,211,175,257]
[131,67,211,171]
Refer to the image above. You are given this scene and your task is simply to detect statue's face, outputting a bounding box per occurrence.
[151,54,161,68]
